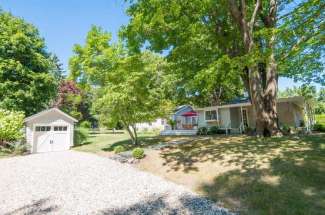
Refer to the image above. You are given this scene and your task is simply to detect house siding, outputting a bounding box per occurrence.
[230,108,241,128]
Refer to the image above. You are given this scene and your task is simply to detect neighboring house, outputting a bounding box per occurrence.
[136,118,166,132]
[161,96,314,135]
[24,108,78,153]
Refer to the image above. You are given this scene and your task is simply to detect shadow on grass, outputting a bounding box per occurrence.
[102,136,164,152]
[99,193,230,215]
[158,134,325,214]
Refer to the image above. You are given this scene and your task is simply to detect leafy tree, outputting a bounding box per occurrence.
[49,54,65,80]
[69,25,123,89]
[0,109,24,144]
[0,11,59,115]
[318,88,325,102]
[53,80,94,123]
[70,27,172,144]
[93,52,172,144]
[53,80,83,120]
[122,0,324,136]
[278,85,317,100]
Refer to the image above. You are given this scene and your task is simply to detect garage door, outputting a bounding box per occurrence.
[34,125,70,153]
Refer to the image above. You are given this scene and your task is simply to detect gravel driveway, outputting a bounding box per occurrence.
[0,151,231,215]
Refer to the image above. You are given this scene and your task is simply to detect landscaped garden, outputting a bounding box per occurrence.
[74,131,325,215]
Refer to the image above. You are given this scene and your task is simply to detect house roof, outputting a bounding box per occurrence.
[195,96,306,110]
[225,97,251,105]
[174,105,192,114]
[24,108,78,123]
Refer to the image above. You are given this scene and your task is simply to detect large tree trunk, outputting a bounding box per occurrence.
[229,0,280,136]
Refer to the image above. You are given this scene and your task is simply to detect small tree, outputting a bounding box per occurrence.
[0,109,24,145]
[94,52,172,144]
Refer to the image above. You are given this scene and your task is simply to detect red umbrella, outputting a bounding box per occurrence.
[181,111,198,117]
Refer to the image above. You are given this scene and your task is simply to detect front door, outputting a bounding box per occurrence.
[242,108,249,128]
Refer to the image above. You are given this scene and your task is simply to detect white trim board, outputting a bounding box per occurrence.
[24,108,78,123]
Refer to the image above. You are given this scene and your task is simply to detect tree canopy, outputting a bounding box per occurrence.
[121,0,324,136]
[0,11,60,115]
[69,26,172,143]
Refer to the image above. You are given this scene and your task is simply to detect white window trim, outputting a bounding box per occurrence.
[204,110,218,121]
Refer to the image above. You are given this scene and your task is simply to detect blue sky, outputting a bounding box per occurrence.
[0,0,313,91]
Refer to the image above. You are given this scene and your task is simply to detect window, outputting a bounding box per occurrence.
[54,126,67,131]
[35,126,51,132]
[205,110,217,121]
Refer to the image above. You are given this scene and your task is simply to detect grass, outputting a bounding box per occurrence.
[73,130,160,155]
[73,131,325,214]
[316,114,325,125]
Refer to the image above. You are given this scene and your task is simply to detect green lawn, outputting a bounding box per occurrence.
[316,114,325,125]
[73,130,159,154]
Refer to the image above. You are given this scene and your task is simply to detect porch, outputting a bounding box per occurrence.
[160,129,198,136]
[196,103,252,134]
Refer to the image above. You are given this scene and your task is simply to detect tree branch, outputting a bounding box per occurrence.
[250,0,261,28]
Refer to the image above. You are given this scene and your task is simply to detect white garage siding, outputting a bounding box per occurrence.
[24,108,77,153]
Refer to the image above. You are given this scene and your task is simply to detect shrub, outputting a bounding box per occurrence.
[313,123,325,132]
[79,121,91,129]
[197,127,208,135]
[281,124,293,135]
[132,147,145,159]
[168,119,176,130]
[0,109,24,144]
[299,120,305,127]
[74,128,89,146]
[114,145,126,154]
[208,126,220,134]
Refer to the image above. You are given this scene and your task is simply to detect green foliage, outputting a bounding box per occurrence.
[0,109,24,143]
[79,121,91,129]
[114,145,126,154]
[69,27,173,144]
[316,114,325,125]
[0,141,28,155]
[313,123,325,132]
[281,124,292,135]
[315,103,325,115]
[122,0,324,115]
[132,147,145,159]
[69,25,123,88]
[197,127,208,135]
[74,128,89,146]
[0,11,59,115]
[208,126,220,135]
[278,85,317,100]
[167,119,176,130]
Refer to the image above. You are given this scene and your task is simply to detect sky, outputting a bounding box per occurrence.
[0,0,315,91]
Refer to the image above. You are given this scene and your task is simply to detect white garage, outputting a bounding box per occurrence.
[24,108,78,153]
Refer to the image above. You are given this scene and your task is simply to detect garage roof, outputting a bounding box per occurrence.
[24,108,78,123]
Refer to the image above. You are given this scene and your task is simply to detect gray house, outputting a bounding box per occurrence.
[161,96,314,135]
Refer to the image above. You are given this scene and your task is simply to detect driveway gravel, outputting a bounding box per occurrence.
[0,151,231,215]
